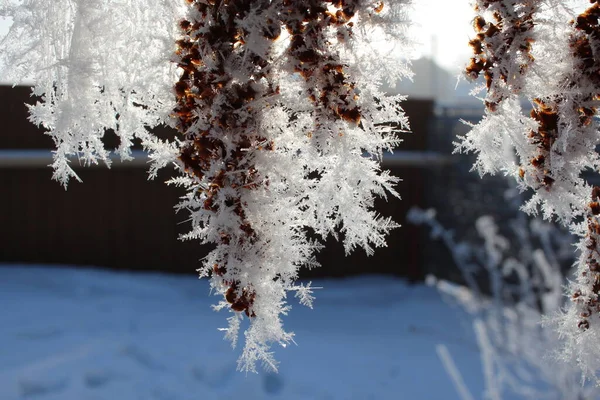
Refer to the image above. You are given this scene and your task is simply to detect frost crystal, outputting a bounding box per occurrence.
[0,0,413,371]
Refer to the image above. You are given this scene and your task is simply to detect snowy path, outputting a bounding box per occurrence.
[0,265,484,400]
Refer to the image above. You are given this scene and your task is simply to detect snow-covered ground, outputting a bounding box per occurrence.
[0,265,486,400]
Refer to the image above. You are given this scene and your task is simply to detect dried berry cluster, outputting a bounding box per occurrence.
[568,0,600,122]
[574,188,600,331]
[521,2,600,193]
[572,0,600,89]
[281,0,365,126]
[166,0,408,370]
[172,0,388,318]
[522,99,558,190]
[567,2,600,331]
[174,0,281,318]
[466,0,536,112]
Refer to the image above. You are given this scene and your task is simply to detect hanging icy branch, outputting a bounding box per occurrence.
[518,1,600,223]
[570,188,600,333]
[171,0,305,372]
[458,0,600,382]
[455,0,544,199]
[540,5,600,375]
[169,0,413,372]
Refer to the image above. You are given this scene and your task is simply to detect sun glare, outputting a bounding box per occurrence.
[407,0,474,72]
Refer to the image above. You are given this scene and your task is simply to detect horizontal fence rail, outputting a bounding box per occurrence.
[0,150,152,168]
[0,149,454,168]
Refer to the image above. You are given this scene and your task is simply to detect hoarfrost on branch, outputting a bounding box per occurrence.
[457,0,600,383]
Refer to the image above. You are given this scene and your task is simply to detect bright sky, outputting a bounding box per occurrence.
[407,0,475,73]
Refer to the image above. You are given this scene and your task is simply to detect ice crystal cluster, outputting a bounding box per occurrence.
[0,0,412,371]
[457,0,600,382]
[0,0,185,183]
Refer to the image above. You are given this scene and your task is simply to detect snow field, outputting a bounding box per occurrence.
[0,265,488,400]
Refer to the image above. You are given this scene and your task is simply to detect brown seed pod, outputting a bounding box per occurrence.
[530,155,545,167]
[579,319,590,330]
[175,81,189,98]
[581,308,592,318]
[469,38,483,54]
[339,106,361,124]
[485,23,499,37]
[225,285,238,304]
[542,176,554,188]
[592,186,600,201]
[484,101,497,112]
[180,19,192,31]
[465,58,485,79]
[473,16,486,32]
[213,264,227,276]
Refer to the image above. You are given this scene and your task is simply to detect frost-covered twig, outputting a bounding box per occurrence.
[436,344,476,400]
[169,0,412,372]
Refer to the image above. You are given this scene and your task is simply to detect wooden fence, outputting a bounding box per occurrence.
[0,85,435,280]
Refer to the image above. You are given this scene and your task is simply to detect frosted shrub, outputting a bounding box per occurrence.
[409,206,599,399]
[457,0,600,382]
[0,0,413,371]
